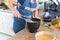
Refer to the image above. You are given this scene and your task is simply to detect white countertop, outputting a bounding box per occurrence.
[0,11,15,36]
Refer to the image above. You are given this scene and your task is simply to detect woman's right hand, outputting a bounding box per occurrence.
[13,10,22,18]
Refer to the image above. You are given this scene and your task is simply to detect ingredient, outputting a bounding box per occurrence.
[37,34,53,40]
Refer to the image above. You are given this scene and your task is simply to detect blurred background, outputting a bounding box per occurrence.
[0,0,60,40]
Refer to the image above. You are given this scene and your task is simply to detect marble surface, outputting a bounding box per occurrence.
[0,11,15,36]
[0,33,11,40]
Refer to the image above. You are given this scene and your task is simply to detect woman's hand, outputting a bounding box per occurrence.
[13,10,22,18]
[8,0,22,18]
[13,3,22,18]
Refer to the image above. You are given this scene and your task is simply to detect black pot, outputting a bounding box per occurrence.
[27,18,41,33]
[31,18,41,28]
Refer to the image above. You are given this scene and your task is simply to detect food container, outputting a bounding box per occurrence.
[51,18,60,28]
[35,31,55,40]
[27,18,40,33]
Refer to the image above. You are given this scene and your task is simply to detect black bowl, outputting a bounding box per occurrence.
[31,18,41,28]
[27,18,41,33]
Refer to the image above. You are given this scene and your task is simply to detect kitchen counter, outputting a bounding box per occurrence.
[0,11,15,36]
[8,9,60,40]
[8,22,60,40]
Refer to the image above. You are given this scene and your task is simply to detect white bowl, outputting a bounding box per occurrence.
[35,31,55,40]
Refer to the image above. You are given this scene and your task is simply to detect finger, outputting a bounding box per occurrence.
[18,16,21,18]
[17,14,21,18]
[14,13,17,17]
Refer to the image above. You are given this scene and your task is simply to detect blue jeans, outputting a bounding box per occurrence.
[13,17,26,33]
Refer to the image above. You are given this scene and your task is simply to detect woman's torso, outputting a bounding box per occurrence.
[16,0,33,17]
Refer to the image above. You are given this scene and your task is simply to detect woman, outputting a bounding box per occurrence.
[8,0,38,33]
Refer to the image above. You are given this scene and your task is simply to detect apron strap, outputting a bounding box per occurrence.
[17,0,25,5]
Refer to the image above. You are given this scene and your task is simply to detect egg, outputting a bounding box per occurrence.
[53,22,60,28]
[58,23,60,26]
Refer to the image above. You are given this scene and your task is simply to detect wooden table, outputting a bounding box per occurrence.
[8,22,60,40]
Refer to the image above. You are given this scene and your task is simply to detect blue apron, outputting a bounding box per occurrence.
[13,0,37,33]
